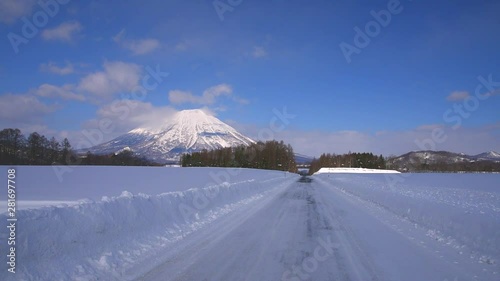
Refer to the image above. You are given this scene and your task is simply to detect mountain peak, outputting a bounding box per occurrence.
[167,109,217,126]
[487,151,500,157]
[129,109,216,134]
[178,108,209,115]
[173,109,212,121]
[87,109,254,163]
[475,151,500,160]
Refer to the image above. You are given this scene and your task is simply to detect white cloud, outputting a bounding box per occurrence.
[232,122,500,157]
[125,39,160,55]
[447,89,500,102]
[42,21,83,42]
[4,61,140,106]
[174,39,202,52]
[168,84,233,105]
[0,0,36,24]
[446,91,470,101]
[40,61,74,75]
[0,94,55,126]
[34,84,85,101]
[203,84,233,103]
[44,101,177,149]
[415,124,444,131]
[271,130,373,157]
[488,89,500,97]
[112,29,160,55]
[96,101,177,130]
[168,90,196,104]
[78,61,142,99]
[70,101,178,146]
[252,46,268,58]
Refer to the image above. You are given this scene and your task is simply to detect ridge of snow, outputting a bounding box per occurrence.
[314,167,400,174]
[114,146,132,155]
[0,170,291,280]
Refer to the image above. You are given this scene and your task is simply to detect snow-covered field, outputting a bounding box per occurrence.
[0,167,499,280]
[0,166,282,213]
[316,173,500,280]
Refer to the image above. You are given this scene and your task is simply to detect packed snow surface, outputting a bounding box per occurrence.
[0,167,498,281]
[315,167,401,174]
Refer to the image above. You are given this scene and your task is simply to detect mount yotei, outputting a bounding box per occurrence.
[85,109,255,163]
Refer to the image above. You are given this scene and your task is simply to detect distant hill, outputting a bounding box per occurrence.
[387,150,500,172]
[294,153,314,164]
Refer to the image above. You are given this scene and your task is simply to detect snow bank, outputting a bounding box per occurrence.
[0,166,282,212]
[314,167,400,174]
[317,173,500,265]
[0,167,294,280]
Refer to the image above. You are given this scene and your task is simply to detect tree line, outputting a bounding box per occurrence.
[181,140,298,172]
[0,128,74,165]
[386,159,500,173]
[308,152,386,174]
[5,127,497,173]
[79,150,160,166]
[0,128,159,166]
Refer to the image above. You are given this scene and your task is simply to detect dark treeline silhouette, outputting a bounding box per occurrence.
[5,127,498,172]
[0,128,159,166]
[181,140,297,172]
[309,152,386,175]
[0,128,74,165]
[387,159,500,173]
[80,150,160,166]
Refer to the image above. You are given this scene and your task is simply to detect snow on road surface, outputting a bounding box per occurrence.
[0,167,498,280]
[138,174,499,281]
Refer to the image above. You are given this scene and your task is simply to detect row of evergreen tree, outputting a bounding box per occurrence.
[181,140,298,172]
[308,152,386,174]
[387,160,500,173]
[79,150,160,166]
[0,128,159,166]
[5,127,496,172]
[0,128,74,165]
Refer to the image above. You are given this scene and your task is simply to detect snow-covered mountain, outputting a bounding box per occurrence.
[389,150,500,168]
[473,151,500,162]
[85,109,255,163]
[294,153,314,164]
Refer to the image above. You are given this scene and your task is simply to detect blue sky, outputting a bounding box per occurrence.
[0,0,499,156]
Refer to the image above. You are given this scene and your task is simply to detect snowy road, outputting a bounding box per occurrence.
[2,168,498,280]
[136,175,498,281]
